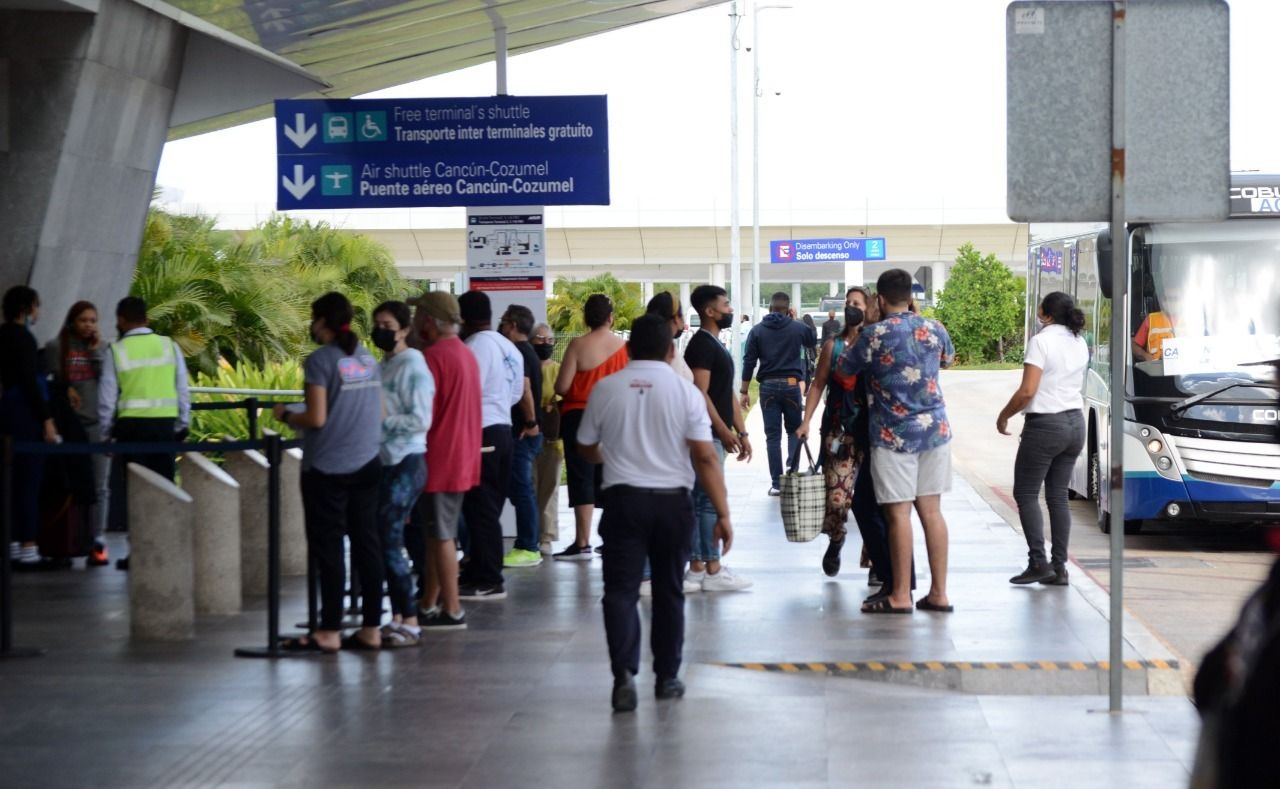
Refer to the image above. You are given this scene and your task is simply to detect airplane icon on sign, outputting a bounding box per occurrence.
[325,170,349,190]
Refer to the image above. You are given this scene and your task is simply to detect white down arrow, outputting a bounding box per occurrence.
[282,164,315,200]
[283,113,317,149]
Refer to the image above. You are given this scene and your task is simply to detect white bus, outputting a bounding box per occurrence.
[1026,175,1280,533]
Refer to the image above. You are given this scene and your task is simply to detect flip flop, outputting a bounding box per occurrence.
[862,598,913,614]
[341,633,381,651]
[916,598,955,613]
[279,635,337,654]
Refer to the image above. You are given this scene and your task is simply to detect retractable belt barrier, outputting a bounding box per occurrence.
[1,396,314,660]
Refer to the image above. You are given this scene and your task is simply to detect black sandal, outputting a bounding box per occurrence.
[341,633,381,651]
[279,635,338,654]
[862,598,913,614]
[916,597,955,613]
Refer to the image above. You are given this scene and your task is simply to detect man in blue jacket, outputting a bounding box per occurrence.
[739,291,817,494]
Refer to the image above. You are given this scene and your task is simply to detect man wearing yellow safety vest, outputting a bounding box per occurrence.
[97,297,190,570]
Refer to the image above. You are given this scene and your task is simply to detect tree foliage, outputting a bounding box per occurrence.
[133,208,412,375]
[933,243,1025,364]
[546,273,643,334]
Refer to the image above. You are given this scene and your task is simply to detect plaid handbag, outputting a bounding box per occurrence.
[779,442,825,543]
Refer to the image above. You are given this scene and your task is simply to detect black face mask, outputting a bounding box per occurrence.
[844,307,864,329]
[309,323,323,345]
[673,326,684,340]
[715,312,735,331]
[371,327,398,353]
[533,342,554,361]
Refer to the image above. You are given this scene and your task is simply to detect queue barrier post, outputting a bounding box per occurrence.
[0,436,43,658]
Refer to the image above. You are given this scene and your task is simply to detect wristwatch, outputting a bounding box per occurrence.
[735,430,749,438]
[524,420,538,429]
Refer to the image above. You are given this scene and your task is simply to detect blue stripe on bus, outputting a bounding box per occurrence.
[1122,471,1280,519]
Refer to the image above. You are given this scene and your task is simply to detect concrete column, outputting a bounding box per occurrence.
[0,0,186,344]
[709,263,726,290]
[829,282,840,296]
[791,282,802,311]
[182,453,241,616]
[678,282,691,322]
[932,261,949,301]
[127,463,194,640]
[224,449,270,599]
[641,280,654,305]
[280,447,306,576]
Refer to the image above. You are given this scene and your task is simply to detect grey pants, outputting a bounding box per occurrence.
[1013,410,1085,568]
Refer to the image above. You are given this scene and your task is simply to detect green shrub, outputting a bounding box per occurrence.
[190,361,303,443]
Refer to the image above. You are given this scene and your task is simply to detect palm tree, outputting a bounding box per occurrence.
[546,273,643,334]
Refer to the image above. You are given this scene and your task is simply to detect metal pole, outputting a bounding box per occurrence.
[751,3,761,320]
[266,433,282,649]
[729,1,743,380]
[1,436,42,658]
[1107,0,1128,714]
[1,437,13,653]
[484,0,508,96]
[246,397,259,440]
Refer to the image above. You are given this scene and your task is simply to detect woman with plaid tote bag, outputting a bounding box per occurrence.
[779,441,824,542]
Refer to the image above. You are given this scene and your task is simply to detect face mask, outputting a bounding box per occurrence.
[844,307,864,328]
[715,312,735,331]
[309,322,324,345]
[534,342,554,361]
[371,327,398,353]
[23,315,35,330]
[673,325,684,340]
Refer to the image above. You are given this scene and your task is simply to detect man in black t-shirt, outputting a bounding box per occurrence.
[499,305,544,567]
[684,285,754,593]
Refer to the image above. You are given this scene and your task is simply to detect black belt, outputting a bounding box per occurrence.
[605,485,690,497]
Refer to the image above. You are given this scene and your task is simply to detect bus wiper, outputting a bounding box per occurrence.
[1170,381,1280,416]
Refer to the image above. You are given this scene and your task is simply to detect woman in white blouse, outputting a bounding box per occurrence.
[996,292,1089,587]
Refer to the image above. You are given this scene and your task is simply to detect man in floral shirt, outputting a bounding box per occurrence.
[838,269,955,615]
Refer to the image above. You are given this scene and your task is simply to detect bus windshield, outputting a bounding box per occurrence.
[1134,221,1280,392]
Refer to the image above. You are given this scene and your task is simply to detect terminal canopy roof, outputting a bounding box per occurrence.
[163,0,726,139]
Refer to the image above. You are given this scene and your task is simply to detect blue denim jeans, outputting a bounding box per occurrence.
[377,453,427,618]
[760,379,803,488]
[508,432,544,552]
[691,439,726,562]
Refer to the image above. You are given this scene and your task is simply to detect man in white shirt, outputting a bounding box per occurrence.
[457,290,524,600]
[577,313,734,712]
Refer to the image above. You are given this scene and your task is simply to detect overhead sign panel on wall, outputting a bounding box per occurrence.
[770,237,886,264]
[274,96,609,209]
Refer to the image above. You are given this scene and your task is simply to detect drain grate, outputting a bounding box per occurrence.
[1077,557,1157,569]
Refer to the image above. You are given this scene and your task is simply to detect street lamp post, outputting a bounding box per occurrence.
[752,2,790,320]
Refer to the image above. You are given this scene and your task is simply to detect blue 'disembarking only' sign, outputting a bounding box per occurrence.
[770,237,887,264]
[274,96,609,209]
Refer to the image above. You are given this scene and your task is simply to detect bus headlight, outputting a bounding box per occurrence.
[1140,428,1152,438]
[1157,457,1173,471]
[1147,439,1164,454]
[1166,502,1182,517]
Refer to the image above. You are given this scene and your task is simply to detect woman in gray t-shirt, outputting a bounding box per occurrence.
[273,292,384,653]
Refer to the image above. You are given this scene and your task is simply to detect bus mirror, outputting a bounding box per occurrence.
[1097,229,1113,299]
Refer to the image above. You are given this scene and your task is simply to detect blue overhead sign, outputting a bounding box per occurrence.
[274,96,609,209]
[770,237,887,264]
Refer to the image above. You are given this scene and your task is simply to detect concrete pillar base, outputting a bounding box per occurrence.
[280,447,306,576]
[127,463,194,640]
[223,449,269,599]
[182,453,241,616]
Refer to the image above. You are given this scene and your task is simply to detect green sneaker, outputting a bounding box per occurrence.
[503,549,543,568]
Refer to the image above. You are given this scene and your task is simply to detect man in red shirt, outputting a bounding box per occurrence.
[412,292,482,630]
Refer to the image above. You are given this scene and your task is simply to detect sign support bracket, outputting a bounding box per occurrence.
[485,1,508,96]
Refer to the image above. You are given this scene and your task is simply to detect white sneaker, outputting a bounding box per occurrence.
[702,566,753,592]
[639,579,652,597]
[684,570,705,594]
[539,541,554,556]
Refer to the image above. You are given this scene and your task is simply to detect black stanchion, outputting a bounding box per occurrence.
[234,433,317,659]
[246,397,259,440]
[1,436,43,659]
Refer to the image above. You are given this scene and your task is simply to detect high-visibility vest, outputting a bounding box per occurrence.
[1146,312,1175,360]
[111,333,179,418]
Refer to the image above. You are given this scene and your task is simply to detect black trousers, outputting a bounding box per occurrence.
[600,487,694,680]
[460,425,512,589]
[851,461,916,591]
[108,417,176,531]
[301,458,384,630]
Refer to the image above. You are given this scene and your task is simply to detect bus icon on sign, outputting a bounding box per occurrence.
[776,243,794,261]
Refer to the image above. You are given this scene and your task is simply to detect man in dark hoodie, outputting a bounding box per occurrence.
[740,291,817,494]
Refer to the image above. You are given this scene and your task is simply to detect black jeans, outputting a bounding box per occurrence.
[561,408,603,508]
[301,458,384,630]
[599,487,694,681]
[460,425,513,589]
[1014,410,1086,568]
[108,417,176,531]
